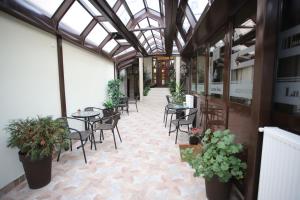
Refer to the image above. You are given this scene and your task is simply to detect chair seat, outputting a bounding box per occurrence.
[95,123,113,130]
[69,130,91,140]
[167,109,176,114]
[171,119,193,126]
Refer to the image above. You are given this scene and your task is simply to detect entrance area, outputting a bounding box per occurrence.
[152,57,174,87]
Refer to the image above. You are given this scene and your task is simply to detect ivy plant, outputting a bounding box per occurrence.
[6,116,69,161]
[181,129,247,182]
[107,79,123,107]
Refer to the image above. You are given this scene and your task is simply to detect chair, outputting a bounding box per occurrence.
[128,97,138,112]
[163,95,176,127]
[93,113,122,149]
[118,97,129,115]
[56,117,97,164]
[169,108,198,144]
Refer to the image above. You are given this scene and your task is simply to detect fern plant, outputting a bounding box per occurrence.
[181,129,247,182]
[6,117,69,160]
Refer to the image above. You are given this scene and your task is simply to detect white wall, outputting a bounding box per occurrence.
[62,41,114,115]
[0,12,61,189]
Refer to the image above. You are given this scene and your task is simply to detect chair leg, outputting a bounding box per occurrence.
[70,139,72,151]
[57,147,61,162]
[168,114,173,136]
[112,129,117,149]
[91,133,97,150]
[101,130,104,141]
[116,125,122,142]
[80,140,87,164]
[165,114,168,127]
[136,103,138,112]
[175,126,179,144]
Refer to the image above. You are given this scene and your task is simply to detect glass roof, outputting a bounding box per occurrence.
[15,0,195,61]
[102,39,118,53]
[182,17,190,33]
[85,24,108,46]
[114,47,135,57]
[59,1,92,35]
[146,0,160,12]
[125,0,144,15]
[21,0,63,18]
[80,0,102,16]
[101,21,117,32]
[117,5,131,25]
[188,0,208,20]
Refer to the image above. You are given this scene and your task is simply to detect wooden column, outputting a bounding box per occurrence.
[56,35,67,117]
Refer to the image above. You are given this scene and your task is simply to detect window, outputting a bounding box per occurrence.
[102,39,118,53]
[116,5,130,25]
[20,0,63,18]
[191,57,197,92]
[125,0,144,15]
[80,0,101,16]
[139,36,145,44]
[106,0,117,8]
[144,30,152,38]
[197,50,206,95]
[177,32,185,47]
[149,18,159,27]
[139,18,149,28]
[85,24,108,46]
[188,0,208,20]
[146,0,160,12]
[101,21,117,32]
[148,38,155,44]
[59,1,92,35]
[182,17,190,33]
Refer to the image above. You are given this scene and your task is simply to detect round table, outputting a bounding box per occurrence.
[72,111,100,130]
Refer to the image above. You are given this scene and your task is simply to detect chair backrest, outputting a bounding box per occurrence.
[187,108,198,122]
[112,113,121,128]
[166,95,171,103]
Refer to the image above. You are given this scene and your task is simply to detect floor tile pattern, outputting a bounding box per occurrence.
[3,88,206,200]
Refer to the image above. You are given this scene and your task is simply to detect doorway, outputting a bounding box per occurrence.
[152,57,174,87]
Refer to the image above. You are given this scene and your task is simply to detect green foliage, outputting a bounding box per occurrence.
[107,79,123,107]
[103,99,114,109]
[142,72,151,96]
[143,85,151,96]
[172,83,185,105]
[6,117,69,161]
[167,68,176,96]
[181,129,247,183]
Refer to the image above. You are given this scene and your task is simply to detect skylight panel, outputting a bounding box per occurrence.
[178,32,185,47]
[101,21,117,32]
[144,30,152,38]
[116,39,128,43]
[182,17,190,33]
[143,42,148,49]
[147,0,160,12]
[59,1,92,35]
[148,38,155,44]
[117,5,131,25]
[106,0,117,8]
[188,0,208,20]
[125,0,145,15]
[85,23,108,46]
[139,18,149,28]
[80,0,101,16]
[139,36,145,44]
[149,18,159,27]
[22,0,63,18]
[102,39,118,53]
[114,47,135,57]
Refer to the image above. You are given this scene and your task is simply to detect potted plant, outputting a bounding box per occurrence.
[107,79,122,108]
[6,116,69,189]
[172,83,185,105]
[181,129,247,200]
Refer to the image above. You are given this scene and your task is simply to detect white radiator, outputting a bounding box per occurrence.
[258,127,300,200]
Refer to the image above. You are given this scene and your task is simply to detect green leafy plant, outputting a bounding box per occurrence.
[6,117,69,161]
[103,99,114,109]
[172,83,185,105]
[143,85,151,96]
[167,67,176,96]
[107,79,123,107]
[181,129,247,182]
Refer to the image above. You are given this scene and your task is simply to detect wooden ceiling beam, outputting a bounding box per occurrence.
[165,0,178,55]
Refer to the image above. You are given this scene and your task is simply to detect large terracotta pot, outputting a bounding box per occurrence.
[205,176,231,200]
[19,152,52,189]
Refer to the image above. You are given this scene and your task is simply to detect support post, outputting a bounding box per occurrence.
[139,57,144,101]
[175,56,181,87]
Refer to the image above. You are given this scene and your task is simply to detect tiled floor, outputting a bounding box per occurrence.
[3,88,206,200]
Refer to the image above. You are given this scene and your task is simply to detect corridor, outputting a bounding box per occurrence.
[3,88,206,200]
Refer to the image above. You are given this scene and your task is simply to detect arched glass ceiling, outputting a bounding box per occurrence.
[7,0,212,68]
